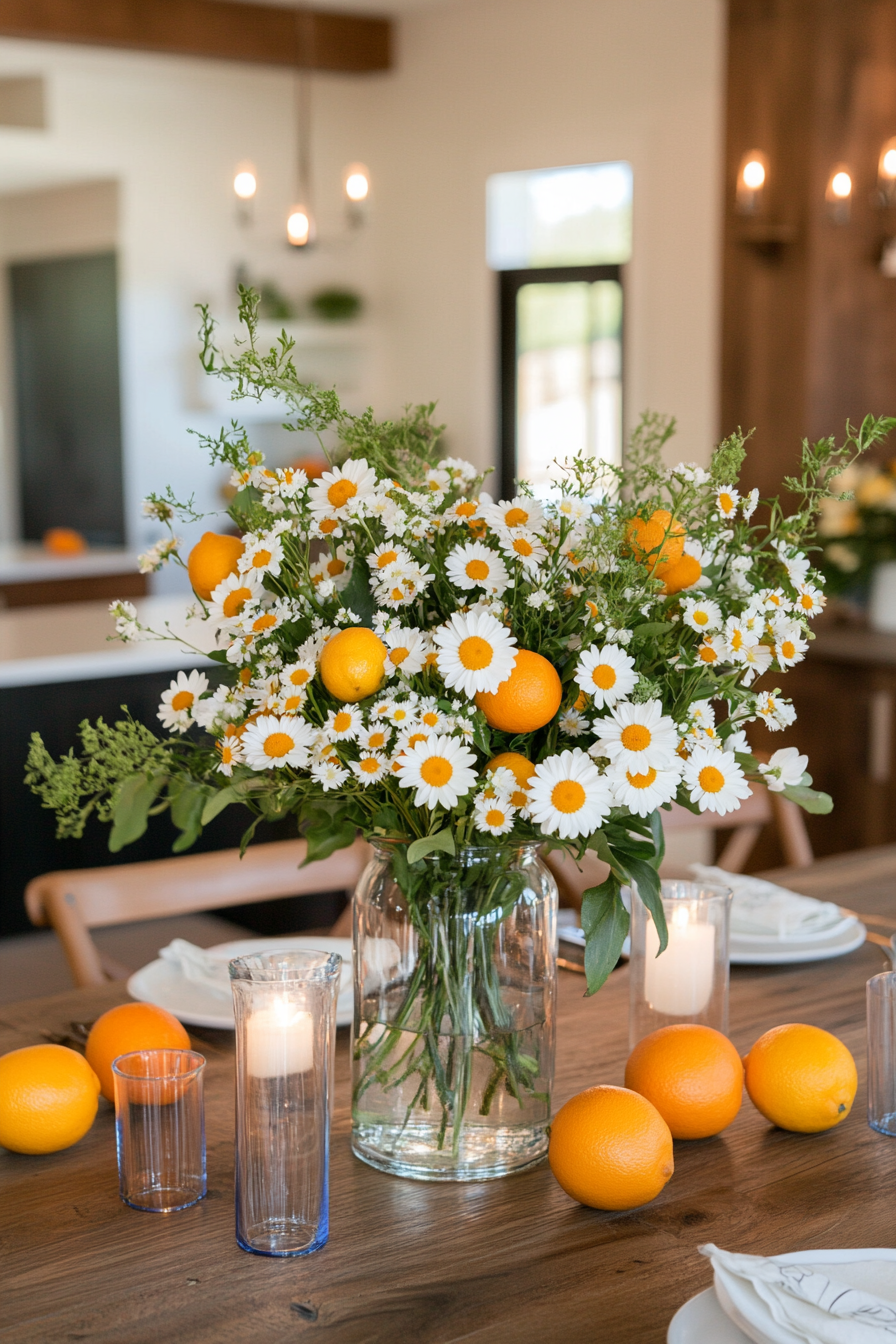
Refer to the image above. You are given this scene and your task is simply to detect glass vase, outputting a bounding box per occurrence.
[351,842,558,1182]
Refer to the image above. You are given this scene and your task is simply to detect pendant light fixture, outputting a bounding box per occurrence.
[287,67,315,248]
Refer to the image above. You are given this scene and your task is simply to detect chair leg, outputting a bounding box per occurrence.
[329,895,353,937]
[45,891,107,988]
[716,824,762,874]
[771,793,814,868]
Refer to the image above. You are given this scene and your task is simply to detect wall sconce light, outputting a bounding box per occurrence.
[286,205,314,248]
[343,162,370,229]
[879,138,896,207]
[826,165,852,223]
[736,150,768,214]
[233,161,257,227]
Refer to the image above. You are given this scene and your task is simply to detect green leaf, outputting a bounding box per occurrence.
[780,784,833,814]
[341,560,375,625]
[624,854,668,954]
[585,828,628,883]
[201,785,243,826]
[472,715,492,757]
[581,875,630,995]
[648,809,665,869]
[170,781,207,853]
[407,828,456,865]
[109,773,166,853]
[303,816,357,865]
[629,622,673,643]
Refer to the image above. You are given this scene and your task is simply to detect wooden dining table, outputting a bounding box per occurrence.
[3,844,896,1343]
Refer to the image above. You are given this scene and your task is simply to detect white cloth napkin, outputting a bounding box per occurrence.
[158,939,233,999]
[690,865,851,941]
[700,1244,896,1344]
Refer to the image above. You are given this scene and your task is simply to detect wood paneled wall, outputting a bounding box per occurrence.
[723,0,896,495]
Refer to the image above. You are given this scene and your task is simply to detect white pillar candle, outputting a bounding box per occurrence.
[644,907,715,1017]
[246,998,314,1078]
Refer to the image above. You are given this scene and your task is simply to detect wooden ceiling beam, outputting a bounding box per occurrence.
[0,0,392,73]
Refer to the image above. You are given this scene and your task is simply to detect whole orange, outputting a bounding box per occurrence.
[0,1044,100,1154]
[661,554,703,596]
[86,1003,190,1102]
[485,752,536,809]
[187,531,245,601]
[549,1085,674,1210]
[319,627,388,702]
[744,1023,857,1133]
[476,650,562,734]
[624,1025,743,1139]
[626,509,686,576]
[43,527,87,556]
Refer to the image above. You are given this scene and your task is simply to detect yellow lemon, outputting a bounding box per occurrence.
[186,531,244,601]
[744,1023,857,1133]
[0,1044,100,1154]
[319,627,388,702]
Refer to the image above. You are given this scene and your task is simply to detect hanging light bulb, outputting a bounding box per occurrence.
[344,163,370,203]
[286,205,314,247]
[826,164,852,224]
[735,150,768,215]
[233,163,257,200]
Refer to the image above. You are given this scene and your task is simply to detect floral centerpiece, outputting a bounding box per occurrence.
[26,291,883,1180]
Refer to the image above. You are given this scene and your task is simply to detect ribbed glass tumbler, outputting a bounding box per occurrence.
[112,1048,206,1213]
[229,950,341,1257]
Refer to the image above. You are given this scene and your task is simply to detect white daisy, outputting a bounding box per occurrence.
[695,635,727,668]
[574,643,637,709]
[208,572,264,627]
[425,468,451,495]
[473,794,517,836]
[350,752,388,784]
[382,626,430,677]
[314,515,344,540]
[308,458,378,517]
[396,734,478,809]
[724,615,759,663]
[367,541,411,575]
[432,610,517,697]
[759,746,808,793]
[373,563,435,609]
[416,701,449,733]
[439,456,478,483]
[742,488,760,521]
[528,749,613,840]
[310,546,351,591]
[559,709,588,737]
[325,707,362,741]
[607,760,682,817]
[242,715,316,771]
[592,700,679,772]
[381,700,418,729]
[555,497,592,524]
[157,669,210,733]
[754,691,797,730]
[681,597,723,634]
[482,765,518,800]
[716,485,740,519]
[311,760,350,791]
[500,529,548,571]
[741,641,774,685]
[683,746,752,815]
[358,723,393,753]
[795,584,826,618]
[445,498,482,525]
[444,541,510,595]
[217,736,244,777]
[239,606,284,642]
[482,496,545,535]
[773,623,808,669]
[279,660,316,713]
[193,683,245,730]
[238,533,284,580]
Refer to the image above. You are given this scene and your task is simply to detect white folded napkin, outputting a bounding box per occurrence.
[701,1243,896,1344]
[159,939,232,999]
[690,865,852,941]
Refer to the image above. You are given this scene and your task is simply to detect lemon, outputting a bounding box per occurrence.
[0,1044,100,1154]
[319,627,387,702]
[744,1023,857,1133]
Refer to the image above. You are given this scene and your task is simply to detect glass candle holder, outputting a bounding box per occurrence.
[229,950,341,1257]
[111,1048,206,1213]
[868,972,896,1135]
[629,880,732,1048]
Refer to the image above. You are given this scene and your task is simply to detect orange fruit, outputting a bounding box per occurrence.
[625,509,686,577]
[744,1023,857,1133]
[187,531,245,601]
[661,554,703,596]
[0,1044,100,1154]
[86,1003,191,1103]
[319,627,388,703]
[485,752,536,809]
[624,1025,743,1139]
[475,650,562,733]
[549,1085,674,1210]
[43,527,87,556]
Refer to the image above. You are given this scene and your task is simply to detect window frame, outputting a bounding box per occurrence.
[498,262,623,499]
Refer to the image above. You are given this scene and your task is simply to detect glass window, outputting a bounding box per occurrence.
[487,161,632,270]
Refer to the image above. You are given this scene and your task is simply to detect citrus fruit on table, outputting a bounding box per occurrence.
[626,509,686,576]
[485,752,536,808]
[744,1023,857,1133]
[476,650,562,733]
[624,1024,743,1139]
[86,1003,191,1103]
[43,527,87,556]
[319,627,387,702]
[0,1044,100,1154]
[549,1085,674,1210]
[187,531,244,601]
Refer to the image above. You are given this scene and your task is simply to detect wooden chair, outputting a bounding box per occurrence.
[545,783,813,911]
[24,837,371,989]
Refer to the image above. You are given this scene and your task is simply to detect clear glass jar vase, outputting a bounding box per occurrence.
[351,842,558,1182]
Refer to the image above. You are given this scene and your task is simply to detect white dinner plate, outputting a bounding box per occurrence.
[667,1287,752,1343]
[560,922,867,966]
[127,936,354,1029]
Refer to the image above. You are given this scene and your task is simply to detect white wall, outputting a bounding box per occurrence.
[0,0,724,568]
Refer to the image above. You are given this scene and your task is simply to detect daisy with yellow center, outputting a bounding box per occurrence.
[740,640,773,685]
[367,541,411,574]
[444,541,510,595]
[483,496,545,535]
[574,643,637,709]
[499,528,547,571]
[682,745,751,815]
[281,660,315,692]
[593,699,678,772]
[681,596,722,634]
[559,709,588,737]
[796,584,826,617]
[723,615,759,663]
[216,737,244,776]
[208,572,264,627]
[432,609,517,697]
[695,635,725,666]
[382,626,430,677]
[358,724,392,752]
[607,759,682,817]
[473,794,517,836]
[325,707,362,741]
[311,759,350,791]
[396,734,478,809]
[308,458,377,518]
[242,715,316,771]
[716,485,740,519]
[445,499,481,524]
[158,669,210,734]
[417,701,448,732]
[528,749,612,840]
[310,546,352,590]
[350,752,388,784]
[315,515,343,538]
[774,623,808,668]
[238,532,284,579]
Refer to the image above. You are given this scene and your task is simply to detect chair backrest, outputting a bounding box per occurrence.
[25,837,371,989]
